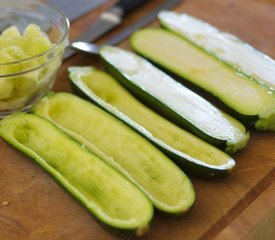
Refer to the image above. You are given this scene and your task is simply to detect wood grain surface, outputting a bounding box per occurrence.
[1,0,275,239]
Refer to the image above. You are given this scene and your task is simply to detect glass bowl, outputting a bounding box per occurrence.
[0,0,69,118]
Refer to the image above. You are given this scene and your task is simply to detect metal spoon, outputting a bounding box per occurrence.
[70,41,101,55]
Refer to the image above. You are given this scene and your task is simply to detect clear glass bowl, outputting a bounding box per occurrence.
[0,0,69,118]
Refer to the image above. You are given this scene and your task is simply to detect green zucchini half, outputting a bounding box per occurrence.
[68,66,235,178]
[159,11,275,90]
[99,46,249,152]
[32,92,195,215]
[0,112,153,236]
[130,28,275,131]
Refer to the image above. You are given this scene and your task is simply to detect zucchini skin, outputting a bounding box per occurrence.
[130,28,275,132]
[99,47,249,153]
[101,55,225,148]
[137,55,259,126]
[157,11,274,126]
[68,67,235,179]
[157,145,233,179]
[0,112,153,236]
[32,92,196,215]
[158,11,275,90]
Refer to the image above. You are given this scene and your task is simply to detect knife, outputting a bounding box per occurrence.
[46,0,108,22]
[71,0,182,55]
[0,0,107,33]
[63,0,148,60]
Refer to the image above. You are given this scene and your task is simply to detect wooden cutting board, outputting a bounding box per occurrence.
[0,0,275,239]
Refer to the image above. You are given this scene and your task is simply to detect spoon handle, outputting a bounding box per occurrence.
[116,0,148,17]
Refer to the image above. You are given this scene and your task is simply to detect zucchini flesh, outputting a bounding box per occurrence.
[99,46,249,152]
[32,92,195,214]
[159,11,275,90]
[130,28,275,131]
[68,66,235,178]
[0,112,153,236]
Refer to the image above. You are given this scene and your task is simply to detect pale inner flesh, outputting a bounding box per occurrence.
[100,46,250,149]
[3,113,151,227]
[81,70,231,166]
[130,29,275,117]
[159,11,275,89]
[33,93,195,213]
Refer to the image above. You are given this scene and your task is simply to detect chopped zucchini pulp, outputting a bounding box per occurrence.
[32,92,195,214]
[99,46,249,152]
[0,113,153,236]
[130,28,275,131]
[69,66,235,178]
[159,11,275,90]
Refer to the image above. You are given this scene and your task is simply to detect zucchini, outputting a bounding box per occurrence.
[130,28,275,131]
[0,112,153,236]
[99,46,249,152]
[68,66,236,178]
[159,11,275,90]
[32,92,195,214]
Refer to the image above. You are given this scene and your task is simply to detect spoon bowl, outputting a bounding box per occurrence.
[70,41,101,55]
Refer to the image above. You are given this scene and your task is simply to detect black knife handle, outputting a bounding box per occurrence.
[115,0,148,16]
